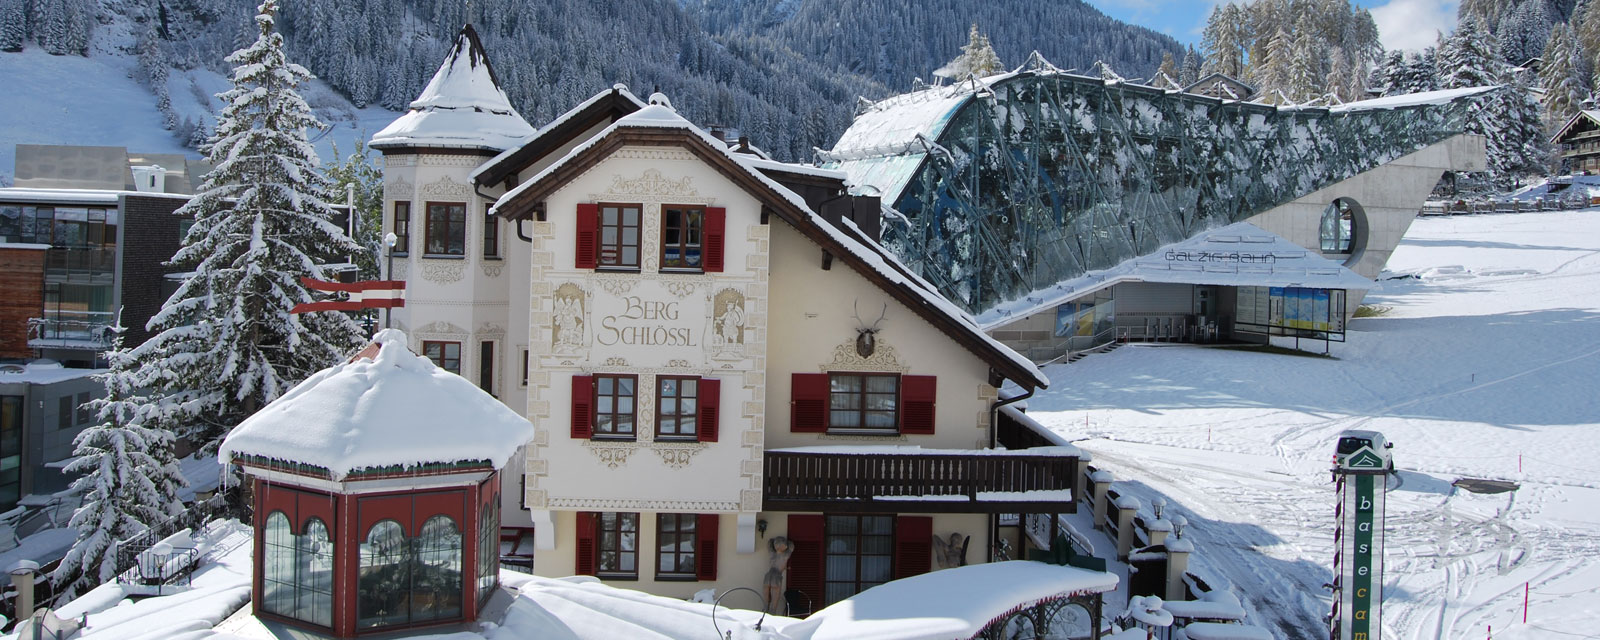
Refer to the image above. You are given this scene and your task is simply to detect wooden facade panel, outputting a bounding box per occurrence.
[0,248,44,359]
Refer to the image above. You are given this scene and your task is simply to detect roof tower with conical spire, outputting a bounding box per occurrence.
[370,24,535,153]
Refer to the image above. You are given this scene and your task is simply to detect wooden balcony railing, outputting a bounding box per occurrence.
[763,448,1077,514]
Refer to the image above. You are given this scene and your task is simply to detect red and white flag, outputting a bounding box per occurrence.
[291,277,406,314]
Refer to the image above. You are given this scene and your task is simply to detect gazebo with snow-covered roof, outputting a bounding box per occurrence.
[219,329,535,637]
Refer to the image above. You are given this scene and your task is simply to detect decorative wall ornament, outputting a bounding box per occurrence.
[602,356,629,367]
[595,276,638,297]
[822,336,909,373]
[392,259,410,280]
[601,168,698,198]
[852,300,888,358]
[665,359,692,368]
[665,280,700,299]
[477,322,506,340]
[419,154,484,168]
[712,288,747,351]
[416,321,469,337]
[481,262,504,278]
[552,283,586,352]
[421,175,474,198]
[383,179,414,199]
[652,443,705,469]
[420,260,466,284]
[584,443,635,469]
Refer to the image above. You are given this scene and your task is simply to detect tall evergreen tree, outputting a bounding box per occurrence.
[1179,45,1203,85]
[1156,50,1181,87]
[1201,3,1250,79]
[1542,22,1589,126]
[0,0,25,52]
[126,0,364,454]
[934,23,1005,81]
[52,330,187,599]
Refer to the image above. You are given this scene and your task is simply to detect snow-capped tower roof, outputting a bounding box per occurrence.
[218,329,535,480]
[370,24,535,153]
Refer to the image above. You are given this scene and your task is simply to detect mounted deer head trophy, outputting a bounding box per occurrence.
[853,300,888,358]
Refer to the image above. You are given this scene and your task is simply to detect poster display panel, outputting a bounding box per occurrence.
[1235,286,1347,341]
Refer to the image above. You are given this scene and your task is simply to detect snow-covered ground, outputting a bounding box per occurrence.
[1030,210,1600,639]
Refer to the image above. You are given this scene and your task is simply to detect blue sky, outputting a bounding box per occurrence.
[1085,0,1460,52]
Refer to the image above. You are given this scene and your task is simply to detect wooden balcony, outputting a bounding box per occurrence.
[763,447,1078,514]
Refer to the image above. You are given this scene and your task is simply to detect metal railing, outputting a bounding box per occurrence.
[1422,197,1590,216]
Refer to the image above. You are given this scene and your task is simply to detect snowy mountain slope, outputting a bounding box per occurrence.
[1030,210,1600,639]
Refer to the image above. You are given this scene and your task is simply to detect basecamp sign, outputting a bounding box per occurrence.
[1337,451,1386,640]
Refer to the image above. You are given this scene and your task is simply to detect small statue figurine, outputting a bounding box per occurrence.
[763,536,794,614]
[932,532,970,569]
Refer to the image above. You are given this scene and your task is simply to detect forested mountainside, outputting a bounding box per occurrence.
[1,0,1182,162]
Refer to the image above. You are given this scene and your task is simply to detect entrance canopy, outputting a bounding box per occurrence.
[978,222,1372,329]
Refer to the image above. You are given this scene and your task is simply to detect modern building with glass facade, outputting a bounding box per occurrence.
[822,60,1490,359]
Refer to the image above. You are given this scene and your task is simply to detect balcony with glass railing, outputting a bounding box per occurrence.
[28,311,116,351]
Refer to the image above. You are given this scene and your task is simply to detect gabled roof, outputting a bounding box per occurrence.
[490,103,1048,389]
[1184,72,1257,99]
[1549,109,1600,144]
[219,329,535,480]
[370,24,535,153]
[469,85,648,187]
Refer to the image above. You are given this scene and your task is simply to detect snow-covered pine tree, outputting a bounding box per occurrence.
[1180,46,1203,85]
[128,0,364,453]
[52,330,186,599]
[1497,0,1552,66]
[1287,22,1323,103]
[0,0,25,52]
[1258,28,1296,103]
[1201,3,1250,79]
[934,24,1005,81]
[1541,23,1589,126]
[137,30,178,130]
[1440,17,1502,90]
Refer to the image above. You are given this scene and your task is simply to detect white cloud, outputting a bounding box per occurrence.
[1368,0,1460,52]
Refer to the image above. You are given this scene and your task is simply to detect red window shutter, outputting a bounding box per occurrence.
[575,203,599,269]
[786,514,825,608]
[575,512,597,576]
[703,207,726,272]
[571,375,594,439]
[697,378,720,443]
[900,375,937,435]
[790,373,829,433]
[696,514,720,580]
[894,516,933,579]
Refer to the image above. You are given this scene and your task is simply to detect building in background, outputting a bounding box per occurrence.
[0,362,103,512]
[1550,110,1600,175]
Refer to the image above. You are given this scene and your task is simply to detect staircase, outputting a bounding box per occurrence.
[1064,341,1123,364]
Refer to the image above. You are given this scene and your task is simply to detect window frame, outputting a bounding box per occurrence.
[597,202,642,271]
[392,202,411,256]
[478,341,494,396]
[520,349,529,387]
[654,376,699,441]
[423,201,468,257]
[654,513,698,581]
[482,204,500,260]
[822,514,896,606]
[592,374,638,440]
[1320,198,1357,254]
[659,205,704,272]
[58,396,73,430]
[827,373,901,434]
[595,512,639,580]
[422,341,462,375]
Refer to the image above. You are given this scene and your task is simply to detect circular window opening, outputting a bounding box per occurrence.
[1320,197,1364,255]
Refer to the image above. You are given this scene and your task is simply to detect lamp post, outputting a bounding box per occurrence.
[384,232,398,329]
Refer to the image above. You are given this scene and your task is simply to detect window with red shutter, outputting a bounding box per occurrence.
[571,375,594,439]
[696,514,720,580]
[575,512,597,575]
[703,207,726,272]
[790,373,829,433]
[786,514,824,615]
[575,203,599,269]
[697,378,720,443]
[900,375,937,435]
[893,516,933,579]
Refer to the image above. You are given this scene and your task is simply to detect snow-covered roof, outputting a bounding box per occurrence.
[0,187,127,205]
[1548,108,1600,143]
[1329,86,1497,113]
[370,25,534,153]
[218,329,534,479]
[491,96,1047,388]
[783,561,1117,640]
[0,361,102,385]
[978,221,1373,328]
[469,84,648,186]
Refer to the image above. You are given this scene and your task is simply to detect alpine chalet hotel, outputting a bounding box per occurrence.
[370,27,1072,611]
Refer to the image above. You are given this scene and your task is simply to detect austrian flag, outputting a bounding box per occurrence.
[291,278,407,314]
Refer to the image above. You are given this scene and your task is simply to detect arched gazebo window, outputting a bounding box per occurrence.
[299,519,335,627]
[262,513,335,628]
[262,512,294,618]
[475,497,499,602]
[358,520,409,628]
[414,515,464,622]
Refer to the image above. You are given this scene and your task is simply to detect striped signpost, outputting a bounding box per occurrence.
[290,278,406,314]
